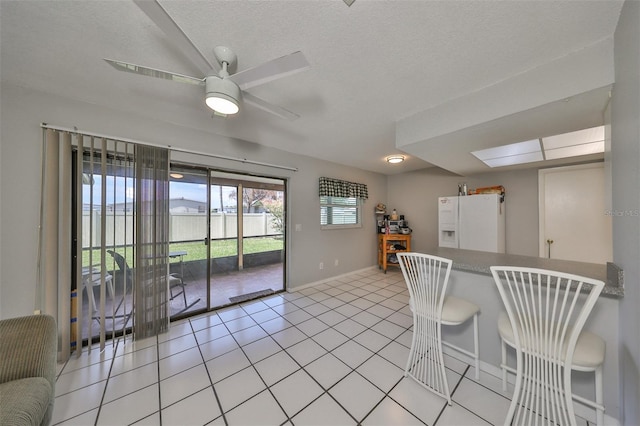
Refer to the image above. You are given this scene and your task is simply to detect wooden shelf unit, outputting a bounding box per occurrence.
[377,233,411,273]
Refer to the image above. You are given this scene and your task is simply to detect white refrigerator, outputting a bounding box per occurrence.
[438,193,505,253]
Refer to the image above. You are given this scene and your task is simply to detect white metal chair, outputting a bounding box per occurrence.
[490,266,605,426]
[108,250,188,309]
[82,268,115,317]
[398,252,480,405]
[168,273,187,307]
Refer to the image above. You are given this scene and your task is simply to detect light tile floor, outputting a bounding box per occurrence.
[52,268,586,426]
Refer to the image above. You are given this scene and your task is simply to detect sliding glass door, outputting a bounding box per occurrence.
[167,165,286,316]
[208,181,239,307]
[209,172,285,308]
[167,166,209,318]
[74,149,286,345]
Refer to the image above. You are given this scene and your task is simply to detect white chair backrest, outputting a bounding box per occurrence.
[397,252,452,322]
[490,266,604,426]
[397,252,454,401]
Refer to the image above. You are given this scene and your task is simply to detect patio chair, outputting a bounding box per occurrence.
[107,250,188,309]
[82,268,115,319]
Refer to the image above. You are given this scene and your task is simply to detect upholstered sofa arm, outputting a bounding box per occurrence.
[0,314,57,426]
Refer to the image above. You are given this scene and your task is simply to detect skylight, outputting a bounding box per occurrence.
[472,126,605,168]
[542,126,605,160]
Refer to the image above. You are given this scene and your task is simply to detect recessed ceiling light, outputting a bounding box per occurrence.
[170,173,184,179]
[386,155,405,164]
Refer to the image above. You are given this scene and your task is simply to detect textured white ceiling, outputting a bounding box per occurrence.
[0,1,623,175]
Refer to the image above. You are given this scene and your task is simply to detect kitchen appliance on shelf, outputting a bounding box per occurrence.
[438,193,505,253]
[376,206,410,234]
[387,220,406,234]
[377,219,409,234]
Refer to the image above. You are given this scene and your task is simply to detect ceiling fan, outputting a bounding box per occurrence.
[104,0,310,120]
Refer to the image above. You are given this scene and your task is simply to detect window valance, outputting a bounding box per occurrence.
[319,177,368,200]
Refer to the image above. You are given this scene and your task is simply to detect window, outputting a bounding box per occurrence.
[321,196,362,229]
[318,176,367,229]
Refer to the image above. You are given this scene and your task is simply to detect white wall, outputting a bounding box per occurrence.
[387,166,540,256]
[386,167,460,252]
[612,1,640,423]
[0,83,387,319]
[465,169,539,256]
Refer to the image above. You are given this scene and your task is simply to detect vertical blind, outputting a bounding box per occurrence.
[38,128,170,357]
[133,145,170,339]
[39,129,72,361]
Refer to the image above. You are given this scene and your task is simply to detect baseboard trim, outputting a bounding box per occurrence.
[286,266,378,293]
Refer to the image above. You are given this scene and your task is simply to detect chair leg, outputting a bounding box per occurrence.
[106,280,115,300]
[473,313,480,380]
[181,285,187,308]
[595,365,604,426]
[501,337,507,392]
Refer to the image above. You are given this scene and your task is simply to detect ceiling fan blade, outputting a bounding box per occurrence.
[104,59,204,85]
[242,92,300,121]
[230,51,310,91]
[133,0,217,76]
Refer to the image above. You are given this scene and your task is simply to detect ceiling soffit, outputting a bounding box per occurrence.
[396,38,615,176]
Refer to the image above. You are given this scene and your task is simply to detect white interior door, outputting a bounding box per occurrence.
[538,163,612,263]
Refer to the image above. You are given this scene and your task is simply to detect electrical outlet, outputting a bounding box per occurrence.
[319,262,324,270]
[334,259,339,266]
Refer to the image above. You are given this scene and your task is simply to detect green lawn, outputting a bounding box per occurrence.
[82,237,283,268]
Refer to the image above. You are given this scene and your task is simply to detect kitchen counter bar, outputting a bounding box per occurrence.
[424,246,624,297]
[411,247,623,420]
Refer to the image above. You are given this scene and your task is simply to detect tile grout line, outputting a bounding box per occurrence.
[93,338,122,426]
[278,280,412,423]
[215,288,377,424]
[317,277,421,424]
[431,364,470,426]
[215,303,295,423]
[248,296,363,424]
[323,276,443,423]
[60,269,507,426]
[155,334,163,426]
[284,289,392,424]
[189,317,229,425]
[206,275,466,425]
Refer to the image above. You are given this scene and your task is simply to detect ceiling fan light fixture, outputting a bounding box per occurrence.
[205,76,241,115]
[386,155,405,164]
